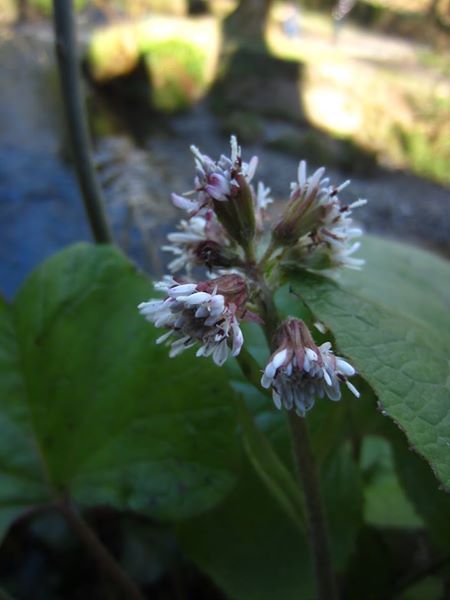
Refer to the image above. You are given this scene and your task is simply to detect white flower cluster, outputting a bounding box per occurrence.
[138,137,364,413]
[164,137,272,275]
[138,277,244,367]
[261,319,359,416]
[171,136,259,215]
[275,161,366,271]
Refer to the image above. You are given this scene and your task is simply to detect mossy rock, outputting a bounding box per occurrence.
[88,32,208,113]
[88,25,140,82]
[143,38,207,112]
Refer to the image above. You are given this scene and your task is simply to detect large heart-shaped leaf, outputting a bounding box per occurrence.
[0,243,240,539]
[281,235,450,487]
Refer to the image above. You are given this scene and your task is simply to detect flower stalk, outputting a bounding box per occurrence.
[58,497,144,600]
[288,414,339,600]
[138,136,366,599]
[255,281,339,600]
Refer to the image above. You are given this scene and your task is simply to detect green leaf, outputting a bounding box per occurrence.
[281,235,450,488]
[322,443,364,569]
[392,436,450,549]
[361,437,422,529]
[0,243,240,539]
[235,389,305,532]
[336,236,450,353]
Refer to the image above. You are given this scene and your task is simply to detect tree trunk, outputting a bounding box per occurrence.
[16,0,29,23]
[223,0,274,51]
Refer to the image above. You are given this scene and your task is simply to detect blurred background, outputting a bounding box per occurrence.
[0,0,449,299]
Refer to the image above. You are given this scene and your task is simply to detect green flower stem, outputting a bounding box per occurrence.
[245,267,338,600]
[58,497,144,600]
[287,413,338,600]
[258,239,277,267]
[53,0,113,244]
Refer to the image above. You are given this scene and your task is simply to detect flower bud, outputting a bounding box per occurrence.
[272,163,327,246]
[196,274,249,310]
[213,171,256,250]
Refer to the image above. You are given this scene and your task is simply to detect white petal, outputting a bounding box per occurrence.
[336,358,355,376]
[171,193,198,212]
[336,179,351,192]
[272,349,288,369]
[314,321,327,334]
[169,284,198,297]
[349,198,367,209]
[298,160,307,188]
[305,347,318,362]
[261,372,273,389]
[308,166,325,191]
[213,341,228,366]
[230,135,239,163]
[246,156,258,182]
[231,324,244,356]
[272,391,282,410]
[323,368,333,387]
[346,380,360,398]
[156,330,172,344]
[183,291,212,305]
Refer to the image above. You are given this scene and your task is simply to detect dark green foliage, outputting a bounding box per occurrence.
[1,235,450,595]
[0,244,240,539]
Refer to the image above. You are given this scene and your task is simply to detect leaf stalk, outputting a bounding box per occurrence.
[52,0,113,244]
[58,498,144,600]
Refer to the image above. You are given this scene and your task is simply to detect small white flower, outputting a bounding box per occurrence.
[138,276,246,366]
[261,318,359,416]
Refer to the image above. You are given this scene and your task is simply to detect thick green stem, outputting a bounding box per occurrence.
[53,0,113,244]
[58,498,144,600]
[288,414,338,600]
[250,264,338,600]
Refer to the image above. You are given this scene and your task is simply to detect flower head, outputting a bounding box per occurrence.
[273,161,366,270]
[261,318,359,416]
[170,135,258,215]
[163,210,232,274]
[138,275,248,366]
